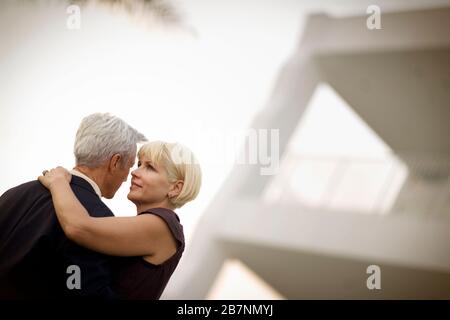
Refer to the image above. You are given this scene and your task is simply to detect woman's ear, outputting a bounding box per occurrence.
[169,180,184,198]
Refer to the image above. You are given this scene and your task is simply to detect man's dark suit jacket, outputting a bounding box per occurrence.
[0,175,117,299]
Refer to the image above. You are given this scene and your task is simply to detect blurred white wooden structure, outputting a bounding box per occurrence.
[164,7,450,299]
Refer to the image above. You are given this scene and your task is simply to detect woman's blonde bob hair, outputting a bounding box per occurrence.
[138,141,202,209]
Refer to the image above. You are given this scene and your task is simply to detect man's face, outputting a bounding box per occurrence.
[103,155,136,199]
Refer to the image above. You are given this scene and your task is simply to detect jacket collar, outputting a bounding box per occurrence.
[70,172,102,198]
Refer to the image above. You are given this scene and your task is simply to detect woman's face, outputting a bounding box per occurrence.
[127,155,172,208]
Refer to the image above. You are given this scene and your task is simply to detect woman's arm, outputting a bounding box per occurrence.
[39,167,173,257]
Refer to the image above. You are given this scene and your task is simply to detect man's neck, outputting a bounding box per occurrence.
[73,165,105,196]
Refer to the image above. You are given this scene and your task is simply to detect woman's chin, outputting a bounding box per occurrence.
[127,192,136,202]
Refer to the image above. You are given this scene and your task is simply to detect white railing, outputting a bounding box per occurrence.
[263,153,450,216]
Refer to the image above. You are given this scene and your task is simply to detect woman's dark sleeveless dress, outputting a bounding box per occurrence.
[112,207,185,299]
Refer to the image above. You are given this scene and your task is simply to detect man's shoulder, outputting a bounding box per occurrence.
[0,177,114,218]
[8,179,44,191]
[0,180,47,201]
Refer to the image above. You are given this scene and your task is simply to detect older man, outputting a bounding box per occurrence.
[0,113,147,299]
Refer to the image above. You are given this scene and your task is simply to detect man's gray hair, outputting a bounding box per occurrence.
[74,113,147,168]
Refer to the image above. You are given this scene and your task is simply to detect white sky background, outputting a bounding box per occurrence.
[0,0,307,244]
[1,0,450,299]
[1,0,449,243]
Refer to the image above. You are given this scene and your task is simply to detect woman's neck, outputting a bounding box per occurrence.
[135,201,174,214]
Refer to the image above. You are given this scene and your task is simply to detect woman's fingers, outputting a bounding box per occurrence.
[38,166,72,189]
[38,173,52,189]
[54,166,72,182]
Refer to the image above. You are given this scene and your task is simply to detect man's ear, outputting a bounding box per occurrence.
[109,154,122,172]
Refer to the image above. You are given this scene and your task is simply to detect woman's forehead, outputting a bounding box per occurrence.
[139,155,153,162]
[139,155,162,167]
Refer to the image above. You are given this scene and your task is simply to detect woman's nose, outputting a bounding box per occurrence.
[131,169,138,177]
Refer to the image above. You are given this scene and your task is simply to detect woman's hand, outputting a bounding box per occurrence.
[38,166,72,190]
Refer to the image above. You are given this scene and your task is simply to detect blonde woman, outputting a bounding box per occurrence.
[39,141,201,299]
